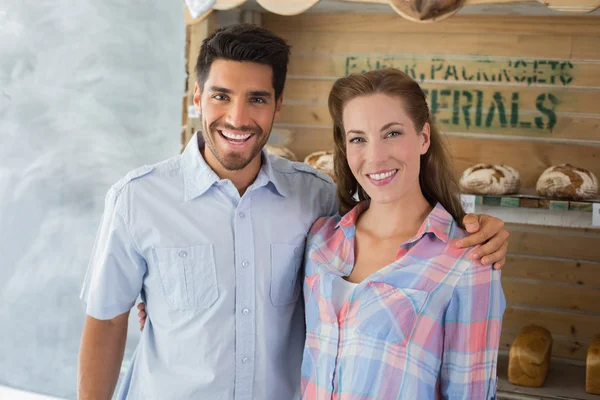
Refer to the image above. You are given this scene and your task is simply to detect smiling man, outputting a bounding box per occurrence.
[77,24,510,400]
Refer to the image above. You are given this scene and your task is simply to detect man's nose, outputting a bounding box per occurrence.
[225,100,251,129]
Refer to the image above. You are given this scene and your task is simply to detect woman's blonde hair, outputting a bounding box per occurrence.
[328,68,465,227]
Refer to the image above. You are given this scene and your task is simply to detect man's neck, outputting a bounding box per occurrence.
[200,147,262,196]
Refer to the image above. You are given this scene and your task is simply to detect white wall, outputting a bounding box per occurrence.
[0,1,184,397]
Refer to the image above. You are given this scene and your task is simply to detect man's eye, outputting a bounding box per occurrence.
[213,94,228,101]
[250,97,266,104]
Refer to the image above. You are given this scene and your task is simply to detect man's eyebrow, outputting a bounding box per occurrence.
[209,86,232,94]
[247,90,272,97]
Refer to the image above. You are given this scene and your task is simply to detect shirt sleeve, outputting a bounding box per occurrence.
[324,182,338,217]
[80,186,146,320]
[440,263,506,399]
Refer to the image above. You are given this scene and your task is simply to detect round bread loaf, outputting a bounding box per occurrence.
[265,145,297,161]
[304,150,335,181]
[536,164,598,200]
[459,164,520,195]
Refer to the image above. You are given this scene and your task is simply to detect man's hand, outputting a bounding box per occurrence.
[456,214,509,270]
[138,302,147,332]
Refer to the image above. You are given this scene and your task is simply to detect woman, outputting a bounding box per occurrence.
[301,68,505,399]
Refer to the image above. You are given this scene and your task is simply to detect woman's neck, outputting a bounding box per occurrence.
[358,187,433,241]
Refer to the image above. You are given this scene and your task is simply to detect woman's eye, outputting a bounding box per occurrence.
[349,137,365,144]
[387,131,402,138]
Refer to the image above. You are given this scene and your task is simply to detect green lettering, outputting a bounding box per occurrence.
[475,90,483,127]
[444,65,459,81]
[431,62,444,80]
[510,92,519,128]
[535,93,559,130]
[345,56,358,75]
[461,91,473,129]
[452,90,461,125]
[485,92,508,128]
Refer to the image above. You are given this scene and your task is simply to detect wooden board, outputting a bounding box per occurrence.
[285,81,600,115]
[505,223,600,262]
[502,278,600,314]
[502,255,600,287]
[502,306,600,343]
[263,13,600,37]
[281,31,577,60]
[285,56,600,89]
[183,13,217,149]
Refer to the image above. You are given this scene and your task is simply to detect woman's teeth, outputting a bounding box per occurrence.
[368,170,397,180]
[220,130,251,140]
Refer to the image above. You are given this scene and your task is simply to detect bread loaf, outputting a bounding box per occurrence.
[459,164,520,195]
[304,150,335,181]
[587,336,600,394]
[265,145,297,161]
[536,164,598,200]
[508,325,552,387]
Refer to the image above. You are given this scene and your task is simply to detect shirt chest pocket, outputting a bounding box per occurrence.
[152,244,219,310]
[270,242,304,306]
[356,282,428,344]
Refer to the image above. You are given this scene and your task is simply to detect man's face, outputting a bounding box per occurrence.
[194,59,282,172]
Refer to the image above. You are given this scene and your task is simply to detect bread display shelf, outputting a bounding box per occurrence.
[497,355,597,400]
[469,188,600,213]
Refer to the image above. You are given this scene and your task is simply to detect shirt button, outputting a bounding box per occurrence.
[242,308,250,315]
[239,211,246,218]
[242,260,249,268]
[178,251,187,258]
[242,357,249,364]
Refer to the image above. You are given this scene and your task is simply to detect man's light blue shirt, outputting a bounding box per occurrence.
[80,133,337,399]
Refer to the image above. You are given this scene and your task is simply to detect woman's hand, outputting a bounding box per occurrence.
[137,302,147,331]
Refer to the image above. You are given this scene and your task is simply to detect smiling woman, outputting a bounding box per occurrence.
[300,68,506,399]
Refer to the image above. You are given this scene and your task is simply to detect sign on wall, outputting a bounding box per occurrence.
[344,56,576,133]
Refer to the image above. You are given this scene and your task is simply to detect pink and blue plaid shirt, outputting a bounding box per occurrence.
[301,202,505,399]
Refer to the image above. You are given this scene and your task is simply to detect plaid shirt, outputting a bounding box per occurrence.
[301,202,505,400]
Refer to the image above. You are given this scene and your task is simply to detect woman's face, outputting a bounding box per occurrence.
[342,93,430,206]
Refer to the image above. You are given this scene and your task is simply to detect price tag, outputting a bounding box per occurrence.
[593,203,600,227]
[461,194,476,214]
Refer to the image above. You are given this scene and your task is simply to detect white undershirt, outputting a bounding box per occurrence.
[331,277,359,315]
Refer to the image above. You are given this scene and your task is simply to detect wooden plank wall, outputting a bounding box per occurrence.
[263,13,600,362]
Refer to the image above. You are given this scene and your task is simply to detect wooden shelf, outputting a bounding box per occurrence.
[497,355,597,399]
[462,190,599,229]
[468,189,600,213]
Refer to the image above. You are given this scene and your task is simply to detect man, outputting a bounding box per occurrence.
[78,24,509,400]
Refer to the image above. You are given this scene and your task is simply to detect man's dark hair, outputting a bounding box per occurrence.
[195,24,291,100]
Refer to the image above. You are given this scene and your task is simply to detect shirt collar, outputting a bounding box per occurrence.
[181,132,288,202]
[335,201,452,244]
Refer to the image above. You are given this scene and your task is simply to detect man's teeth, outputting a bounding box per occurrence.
[221,130,251,140]
[368,170,397,180]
